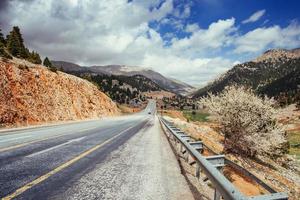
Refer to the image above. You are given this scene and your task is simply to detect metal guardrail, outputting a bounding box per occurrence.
[159,117,288,200]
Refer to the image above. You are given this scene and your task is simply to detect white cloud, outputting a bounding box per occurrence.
[234,21,300,53]
[242,9,266,24]
[0,1,239,85]
[172,18,236,54]
[185,23,200,33]
[1,1,299,86]
[142,54,236,85]
[174,4,191,19]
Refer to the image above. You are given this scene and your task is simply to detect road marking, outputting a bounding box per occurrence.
[2,124,136,200]
[26,137,86,157]
[0,127,98,153]
[0,135,32,143]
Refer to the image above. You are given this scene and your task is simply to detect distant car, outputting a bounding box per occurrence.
[148,111,151,114]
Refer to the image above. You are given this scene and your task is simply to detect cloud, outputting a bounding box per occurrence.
[173,3,191,19]
[185,23,200,33]
[242,9,266,24]
[234,21,300,53]
[142,54,235,86]
[0,0,239,85]
[1,1,298,86]
[172,18,236,55]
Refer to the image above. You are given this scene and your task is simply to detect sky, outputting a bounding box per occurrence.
[0,0,300,86]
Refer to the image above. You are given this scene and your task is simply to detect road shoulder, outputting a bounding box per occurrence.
[60,116,194,200]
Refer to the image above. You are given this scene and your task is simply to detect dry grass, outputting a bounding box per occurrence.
[117,103,146,114]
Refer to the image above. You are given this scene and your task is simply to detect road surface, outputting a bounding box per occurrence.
[0,101,194,200]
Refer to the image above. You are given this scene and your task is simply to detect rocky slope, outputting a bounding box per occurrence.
[53,65,165,104]
[254,48,300,63]
[193,48,300,105]
[0,58,118,126]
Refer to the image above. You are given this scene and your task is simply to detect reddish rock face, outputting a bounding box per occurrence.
[0,59,119,127]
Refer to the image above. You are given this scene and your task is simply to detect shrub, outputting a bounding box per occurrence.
[18,64,29,70]
[200,85,287,158]
[49,66,57,73]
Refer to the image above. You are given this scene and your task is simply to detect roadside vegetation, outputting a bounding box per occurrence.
[288,131,300,161]
[200,85,288,159]
[183,110,209,122]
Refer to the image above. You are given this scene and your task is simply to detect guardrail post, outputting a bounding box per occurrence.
[214,188,221,200]
[195,162,200,179]
[185,148,189,162]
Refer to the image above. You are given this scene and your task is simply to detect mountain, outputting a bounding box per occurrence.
[258,66,300,105]
[51,61,88,72]
[0,58,118,126]
[193,48,300,105]
[52,61,164,104]
[52,61,195,95]
[90,65,195,95]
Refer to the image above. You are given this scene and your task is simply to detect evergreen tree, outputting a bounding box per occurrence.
[6,26,28,58]
[43,57,52,67]
[43,57,57,72]
[0,28,12,59]
[0,28,5,45]
[29,51,42,64]
[0,42,12,59]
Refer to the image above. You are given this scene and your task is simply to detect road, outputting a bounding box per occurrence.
[0,100,194,200]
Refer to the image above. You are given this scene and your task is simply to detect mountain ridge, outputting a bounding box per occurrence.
[52,61,195,95]
[193,47,300,105]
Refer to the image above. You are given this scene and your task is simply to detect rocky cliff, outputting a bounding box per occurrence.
[0,58,119,126]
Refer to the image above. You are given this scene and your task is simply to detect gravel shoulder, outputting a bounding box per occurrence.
[59,116,194,200]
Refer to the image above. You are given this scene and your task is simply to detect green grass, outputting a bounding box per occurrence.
[183,110,210,122]
[288,131,300,161]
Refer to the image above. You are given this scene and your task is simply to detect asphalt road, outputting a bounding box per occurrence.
[0,100,193,200]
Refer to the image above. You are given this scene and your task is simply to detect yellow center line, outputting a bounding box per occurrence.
[2,124,136,200]
[0,127,98,153]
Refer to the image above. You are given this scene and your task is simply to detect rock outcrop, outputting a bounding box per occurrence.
[254,48,300,63]
[0,58,119,126]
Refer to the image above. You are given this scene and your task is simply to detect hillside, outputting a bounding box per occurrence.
[258,67,300,105]
[0,58,118,126]
[52,61,195,95]
[52,61,88,72]
[90,65,195,95]
[53,64,164,104]
[193,48,300,105]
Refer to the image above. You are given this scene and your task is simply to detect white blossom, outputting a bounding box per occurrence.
[200,85,287,158]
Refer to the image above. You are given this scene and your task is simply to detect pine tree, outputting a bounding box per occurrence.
[43,57,52,67]
[0,29,12,59]
[14,26,27,58]
[0,42,12,59]
[6,26,28,58]
[43,57,57,72]
[0,28,5,45]
[29,51,42,64]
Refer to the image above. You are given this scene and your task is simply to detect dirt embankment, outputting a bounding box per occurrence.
[0,58,119,127]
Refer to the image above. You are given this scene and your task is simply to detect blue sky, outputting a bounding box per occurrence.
[0,0,300,86]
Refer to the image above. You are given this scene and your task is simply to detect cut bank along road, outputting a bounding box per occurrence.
[0,101,194,200]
